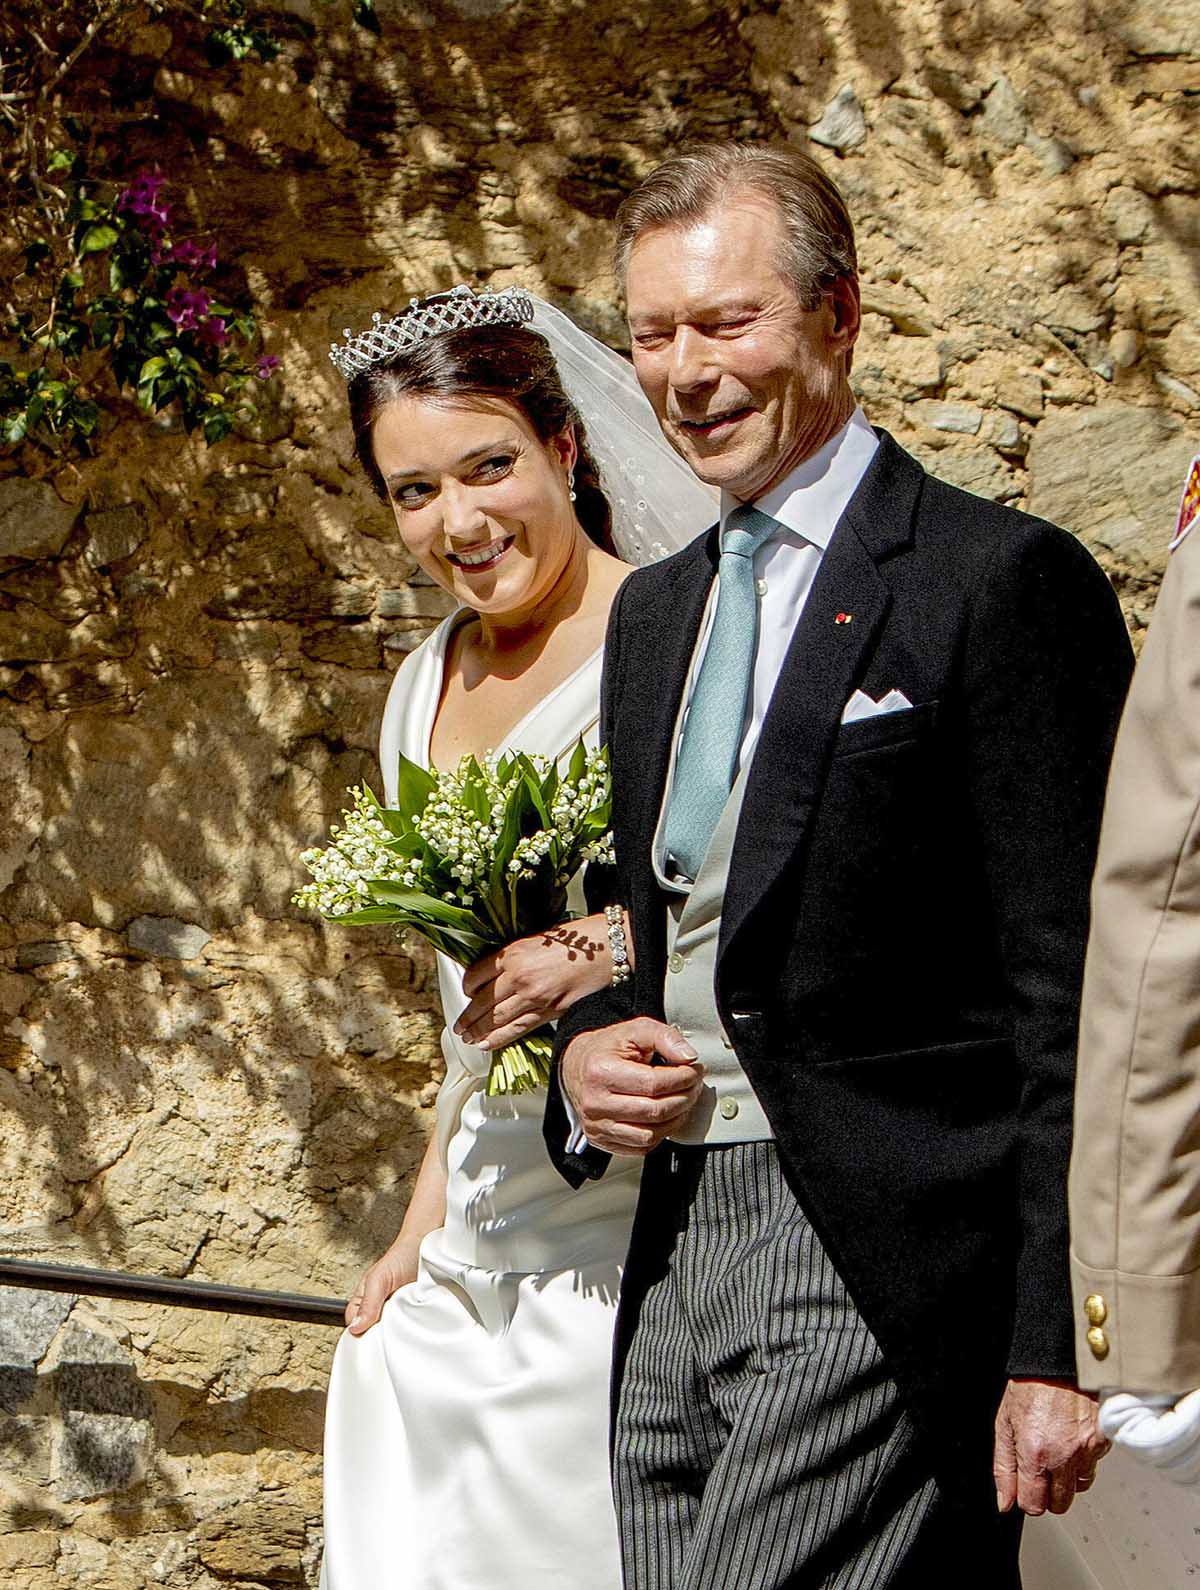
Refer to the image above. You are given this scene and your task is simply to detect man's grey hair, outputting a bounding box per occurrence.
[613,142,857,307]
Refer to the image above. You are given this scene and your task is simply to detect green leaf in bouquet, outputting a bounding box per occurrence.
[393,754,437,824]
[365,878,482,921]
[378,829,425,859]
[520,764,550,828]
[566,736,588,787]
[458,756,492,824]
[540,760,560,810]
[330,905,407,926]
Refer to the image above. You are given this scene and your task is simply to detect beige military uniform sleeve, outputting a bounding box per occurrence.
[1070,521,1200,1393]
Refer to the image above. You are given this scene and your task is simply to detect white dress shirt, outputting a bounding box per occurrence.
[654,405,880,886]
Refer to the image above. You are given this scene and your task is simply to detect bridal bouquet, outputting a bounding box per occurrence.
[294,741,615,1095]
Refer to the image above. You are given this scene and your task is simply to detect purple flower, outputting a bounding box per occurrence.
[118,171,171,230]
[255,354,281,380]
[198,315,229,347]
[165,285,213,332]
[171,238,217,271]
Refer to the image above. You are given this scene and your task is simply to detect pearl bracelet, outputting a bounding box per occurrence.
[605,904,631,985]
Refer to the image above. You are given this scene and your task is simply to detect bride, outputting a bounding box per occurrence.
[317,287,712,1588]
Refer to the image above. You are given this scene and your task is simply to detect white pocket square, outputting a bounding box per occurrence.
[841,688,914,725]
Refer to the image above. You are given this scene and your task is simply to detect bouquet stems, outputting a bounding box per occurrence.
[485,1032,554,1097]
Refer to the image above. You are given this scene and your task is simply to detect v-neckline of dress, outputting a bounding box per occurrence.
[421,607,605,772]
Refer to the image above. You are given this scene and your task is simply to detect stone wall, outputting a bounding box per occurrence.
[1,0,1197,1583]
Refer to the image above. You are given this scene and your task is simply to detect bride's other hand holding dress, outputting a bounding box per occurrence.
[346,912,633,1336]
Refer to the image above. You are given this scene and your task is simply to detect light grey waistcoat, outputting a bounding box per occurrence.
[659,764,774,1145]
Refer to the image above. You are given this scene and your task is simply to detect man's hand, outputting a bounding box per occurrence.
[562,1018,704,1155]
[1100,1389,1200,1486]
[993,1377,1110,1515]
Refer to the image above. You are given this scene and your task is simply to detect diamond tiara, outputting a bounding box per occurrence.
[328,285,536,380]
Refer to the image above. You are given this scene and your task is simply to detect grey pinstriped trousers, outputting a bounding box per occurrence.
[614,1142,973,1590]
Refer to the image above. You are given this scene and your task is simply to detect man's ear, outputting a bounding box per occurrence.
[828,275,861,375]
[830,275,861,349]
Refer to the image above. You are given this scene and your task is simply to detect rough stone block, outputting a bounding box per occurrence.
[57,1408,150,1501]
[126,916,212,960]
[301,625,383,668]
[0,1531,58,1570]
[197,1496,306,1583]
[912,400,984,435]
[84,506,147,570]
[859,285,936,338]
[0,480,80,564]
[14,941,80,969]
[1027,402,1196,570]
[809,85,867,152]
[0,1286,74,1371]
[50,1324,153,1502]
[376,586,456,619]
[1115,1,1198,56]
[926,448,1019,502]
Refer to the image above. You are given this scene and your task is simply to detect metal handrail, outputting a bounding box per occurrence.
[0,1257,348,1327]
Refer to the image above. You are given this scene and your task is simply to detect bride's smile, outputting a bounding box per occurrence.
[446,535,515,571]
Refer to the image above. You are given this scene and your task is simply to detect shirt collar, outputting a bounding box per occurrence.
[719,406,880,551]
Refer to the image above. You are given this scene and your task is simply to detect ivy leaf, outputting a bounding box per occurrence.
[2,412,27,445]
[353,0,381,33]
[110,251,139,292]
[202,409,234,444]
[79,224,119,256]
[138,355,168,385]
[72,401,99,437]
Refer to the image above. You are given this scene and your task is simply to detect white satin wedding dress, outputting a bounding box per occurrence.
[320,609,642,1589]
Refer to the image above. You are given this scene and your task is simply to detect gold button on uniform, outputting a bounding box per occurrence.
[719,1098,740,1120]
[1086,1326,1110,1361]
[668,951,685,974]
[1084,1294,1108,1327]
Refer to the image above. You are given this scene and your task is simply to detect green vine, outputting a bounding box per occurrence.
[0,0,376,455]
[5,165,278,450]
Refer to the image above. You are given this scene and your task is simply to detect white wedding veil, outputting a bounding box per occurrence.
[527,298,717,565]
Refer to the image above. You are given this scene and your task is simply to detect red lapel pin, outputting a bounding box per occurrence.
[835,612,853,625]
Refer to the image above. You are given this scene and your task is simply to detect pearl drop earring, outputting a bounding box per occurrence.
[567,470,577,502]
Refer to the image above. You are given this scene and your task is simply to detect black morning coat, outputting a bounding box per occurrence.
[544,429,1134,1507]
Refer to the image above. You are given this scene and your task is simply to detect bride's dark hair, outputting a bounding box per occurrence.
[347,326,614,553]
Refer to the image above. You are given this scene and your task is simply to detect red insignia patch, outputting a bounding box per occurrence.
[1171,455,1200,553]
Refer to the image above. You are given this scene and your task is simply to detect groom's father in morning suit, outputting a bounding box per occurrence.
[544,143,1131,1587]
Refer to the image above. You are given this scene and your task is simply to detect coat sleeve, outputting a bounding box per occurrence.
[543,577,638,1186]
[959,520,1132,1379]
[1070,526,1200,1394]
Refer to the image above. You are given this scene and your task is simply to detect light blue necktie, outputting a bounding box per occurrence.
[664,504,779,880]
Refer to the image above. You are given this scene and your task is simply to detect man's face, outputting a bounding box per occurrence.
[625,195,858,501]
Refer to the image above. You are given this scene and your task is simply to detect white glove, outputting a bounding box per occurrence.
[1099,1388,1200,1485]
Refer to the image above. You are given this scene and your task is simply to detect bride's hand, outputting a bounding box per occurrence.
[345,1236,421,1335]
[455,912,625,1052]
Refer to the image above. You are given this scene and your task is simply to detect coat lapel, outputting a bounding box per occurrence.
[615,530,718,855]
[719,432,924,959]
